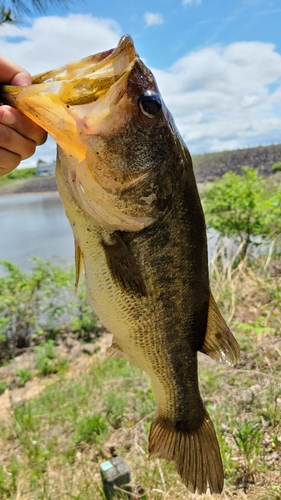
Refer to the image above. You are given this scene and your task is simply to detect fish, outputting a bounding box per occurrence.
[1,35,240,494]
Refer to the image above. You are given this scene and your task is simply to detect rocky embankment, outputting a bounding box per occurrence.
[14,176,58,193]
[0,175,58,195]
[193,143,281,182]
[1,143,281,196]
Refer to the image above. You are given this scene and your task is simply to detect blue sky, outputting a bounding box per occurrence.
[1,0,281,164]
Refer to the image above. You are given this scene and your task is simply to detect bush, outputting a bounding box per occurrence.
[202,166,280,257]
[34,340,68,376]
[271,161,281,172]
[0,259,98,360]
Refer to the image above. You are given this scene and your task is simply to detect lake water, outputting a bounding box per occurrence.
[0,193,218,273]
[0,193,74,272]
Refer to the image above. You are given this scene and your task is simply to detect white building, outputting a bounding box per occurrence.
[36,159,56,177]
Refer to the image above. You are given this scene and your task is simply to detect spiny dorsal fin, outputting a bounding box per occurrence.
[107,338,126,360]
[75,239,84,292]
[102,231,146,297]
[149,407,224,494]
[200,291,240,365]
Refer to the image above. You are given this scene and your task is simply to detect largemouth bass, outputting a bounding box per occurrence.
[1,35,240,494]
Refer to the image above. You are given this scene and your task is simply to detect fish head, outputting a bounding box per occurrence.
[1,35,183,231]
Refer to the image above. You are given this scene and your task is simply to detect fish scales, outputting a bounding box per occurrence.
[57,153,205,422]
[1,34,240,494]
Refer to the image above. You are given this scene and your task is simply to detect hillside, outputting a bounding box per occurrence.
[192,143,281,182]
[0,143,281,196]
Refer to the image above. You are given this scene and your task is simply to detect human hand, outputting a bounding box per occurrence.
[0,55,47,176]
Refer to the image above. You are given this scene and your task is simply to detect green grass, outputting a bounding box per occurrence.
[0,358,159,499]
[16,368,33,387]
[0,167,36,187]
[0,343,280,499]
[0,250,281,499]
[34,339,69,376]
[0,381,8,394]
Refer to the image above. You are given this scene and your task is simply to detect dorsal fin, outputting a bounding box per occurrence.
[74,239,84,292]
[200,291,240,365]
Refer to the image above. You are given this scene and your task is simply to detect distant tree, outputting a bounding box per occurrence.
[263,184,281,231]
[0,0,72,25]
[202,166,272,257]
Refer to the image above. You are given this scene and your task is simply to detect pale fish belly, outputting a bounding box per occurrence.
[57,168,176,414]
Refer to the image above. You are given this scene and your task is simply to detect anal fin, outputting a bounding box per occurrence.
[107,338,126,360]
[200,291,240,365]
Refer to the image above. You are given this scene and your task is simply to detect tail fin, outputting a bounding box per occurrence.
[148,408,223,494]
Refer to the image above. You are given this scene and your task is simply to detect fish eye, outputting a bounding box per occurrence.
[138,91,162,118]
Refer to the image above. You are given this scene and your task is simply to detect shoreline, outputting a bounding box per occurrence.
[0,190,59,198]
[1,141,281,196]
[0,176,58,197]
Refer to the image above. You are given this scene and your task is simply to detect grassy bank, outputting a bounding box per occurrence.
[0,163,280,498]
[0,168,36,187]
[0,249,280,499]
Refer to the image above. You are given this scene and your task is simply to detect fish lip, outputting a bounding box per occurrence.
[77,33,137,82]
[114,34,136,56]
[80,34,136,75]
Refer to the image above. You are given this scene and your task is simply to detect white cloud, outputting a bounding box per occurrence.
[1,17,281,159]
[182,0,202,5]
[143,12,164,27]
[0,14,121,75]
[153,41,281,154]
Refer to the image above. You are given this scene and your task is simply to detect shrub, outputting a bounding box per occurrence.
[203,166,280,257]
[271,161,281,172]
[34,340,68,376]
[0,259,98,360]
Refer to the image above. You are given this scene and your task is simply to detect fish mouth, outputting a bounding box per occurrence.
[1,34,137,161]
[1,35,157,231]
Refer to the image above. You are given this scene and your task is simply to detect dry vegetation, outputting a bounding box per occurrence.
[0,244,280,499]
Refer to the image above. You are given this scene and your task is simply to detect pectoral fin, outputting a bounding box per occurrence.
[200,292,240,365]
[75,239,84,292]
[102,232,146,297]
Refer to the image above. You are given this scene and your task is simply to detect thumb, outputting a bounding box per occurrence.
[0,55,31,86]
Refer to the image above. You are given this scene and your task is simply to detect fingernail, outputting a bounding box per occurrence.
[1,108,17,125]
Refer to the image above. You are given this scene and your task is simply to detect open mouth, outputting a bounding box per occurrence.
[1,35,157,232]
[1,35,138,161]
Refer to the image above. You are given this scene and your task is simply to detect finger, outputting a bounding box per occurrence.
[0,55,32,86]
[0,105,47,146]
[0,148,21,175]
[0,123,36,161]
